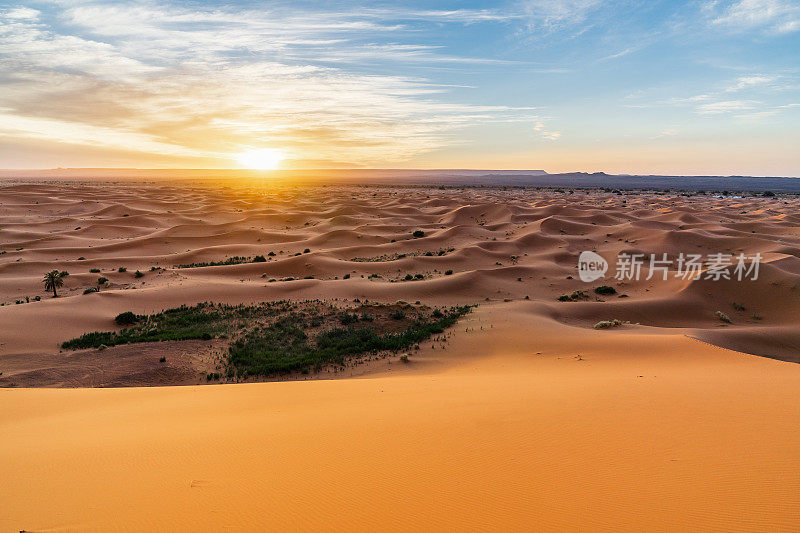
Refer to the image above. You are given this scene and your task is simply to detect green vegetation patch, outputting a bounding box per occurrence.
[62,301,472,377]
[175,256,263,268]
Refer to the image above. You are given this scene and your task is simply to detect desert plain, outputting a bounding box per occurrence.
[2,179,800,531]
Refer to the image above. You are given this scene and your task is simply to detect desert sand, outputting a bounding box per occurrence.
[2,179,800,530]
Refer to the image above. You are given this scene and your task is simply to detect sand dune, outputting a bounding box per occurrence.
[2,179,800,530]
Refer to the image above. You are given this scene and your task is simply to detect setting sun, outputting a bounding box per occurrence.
[235,148,284,170]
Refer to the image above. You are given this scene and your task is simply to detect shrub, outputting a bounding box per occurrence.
[268,251,276,256]
[404,274,413,281]
[115,311,138,325]
[763,190,775,197]
[732,301,746,311]
[595,285,616,295]
[343,273,351,279]
[716,311,732,324]
[303,248,310,253]
[118,267,127,273]
[414,273,424,280]
[339,313,359,325]
[412,230,425,238]
[59,270,70,277]
[594,319,623,329]
[90,268,101,273]
[400,354,409,363]
[445,269,453,275]
[253,255,266,262]
[83,287,99,295]
[134,270,144,278]
[558,290,589,302]
[97,277,108,285]
[159,357,166,363]
[390,309,406,320]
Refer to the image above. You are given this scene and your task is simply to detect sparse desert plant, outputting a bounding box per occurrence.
[97,276,108,285]
[253,255,266,262]
[400,354,409,363]
[134,270,144,278]
[115,311,138,325]
[732,301,746,311]
[558,290,589,302]
[412,230,425,238]
[90,268,101,273]
[716,311,732,324]
[594,319,623,329]
[751,312,763,320]
[343,273,351,279]
[390,309,406,320]
[59,270,70,277]
[159,357,166,363]
[83,287,99,295]
[43,269,64,298]
[118,267,127,273]
[303,248,310,253]
[595,285,617,295]
[445,269,453,275]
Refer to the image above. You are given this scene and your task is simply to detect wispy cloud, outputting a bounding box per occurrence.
[697,100,760,114]
[521,0,602,30]
[533,120,561,140]
[708,0,800,34]
[0,2,534,166]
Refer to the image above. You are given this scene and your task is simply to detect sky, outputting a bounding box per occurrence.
[0,0,799,175]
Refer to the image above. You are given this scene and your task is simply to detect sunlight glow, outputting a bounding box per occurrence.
[236,148,285,170]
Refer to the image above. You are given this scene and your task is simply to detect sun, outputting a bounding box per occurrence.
[235,148,284,170]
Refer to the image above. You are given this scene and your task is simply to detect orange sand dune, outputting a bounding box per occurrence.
[3,305,800,531]
[2,180,800,530]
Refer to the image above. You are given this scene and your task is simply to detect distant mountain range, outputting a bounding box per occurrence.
[1,168,798,192]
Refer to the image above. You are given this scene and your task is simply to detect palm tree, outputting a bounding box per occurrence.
[43,269,64,298]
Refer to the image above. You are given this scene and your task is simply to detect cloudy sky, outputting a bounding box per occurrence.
[1,0,799,174]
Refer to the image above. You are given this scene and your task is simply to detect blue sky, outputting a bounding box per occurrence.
[1,0,798,174]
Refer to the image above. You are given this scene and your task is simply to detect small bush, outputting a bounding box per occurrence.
[732,302,746,311]
[595,285,616,295]
[400,354,409,363]
[115,311,138,325]
[253,255,266,262]
[83,287,99,295]
[90,268,101,273]
[414,273,424,280]
[557,290,589,302]
[404,274,413,281]
[716,311,732,324]
[412,230,425,238]
[445,270,453,275]
[59,270,70,277]
[268,251,276,256]
[97,277,108,285]
[134,270,144,278]
[390,309,406,320]
[159,356,166,363]
[343,273,350,279]
[594,319,623,329]
[303,248,310,253]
